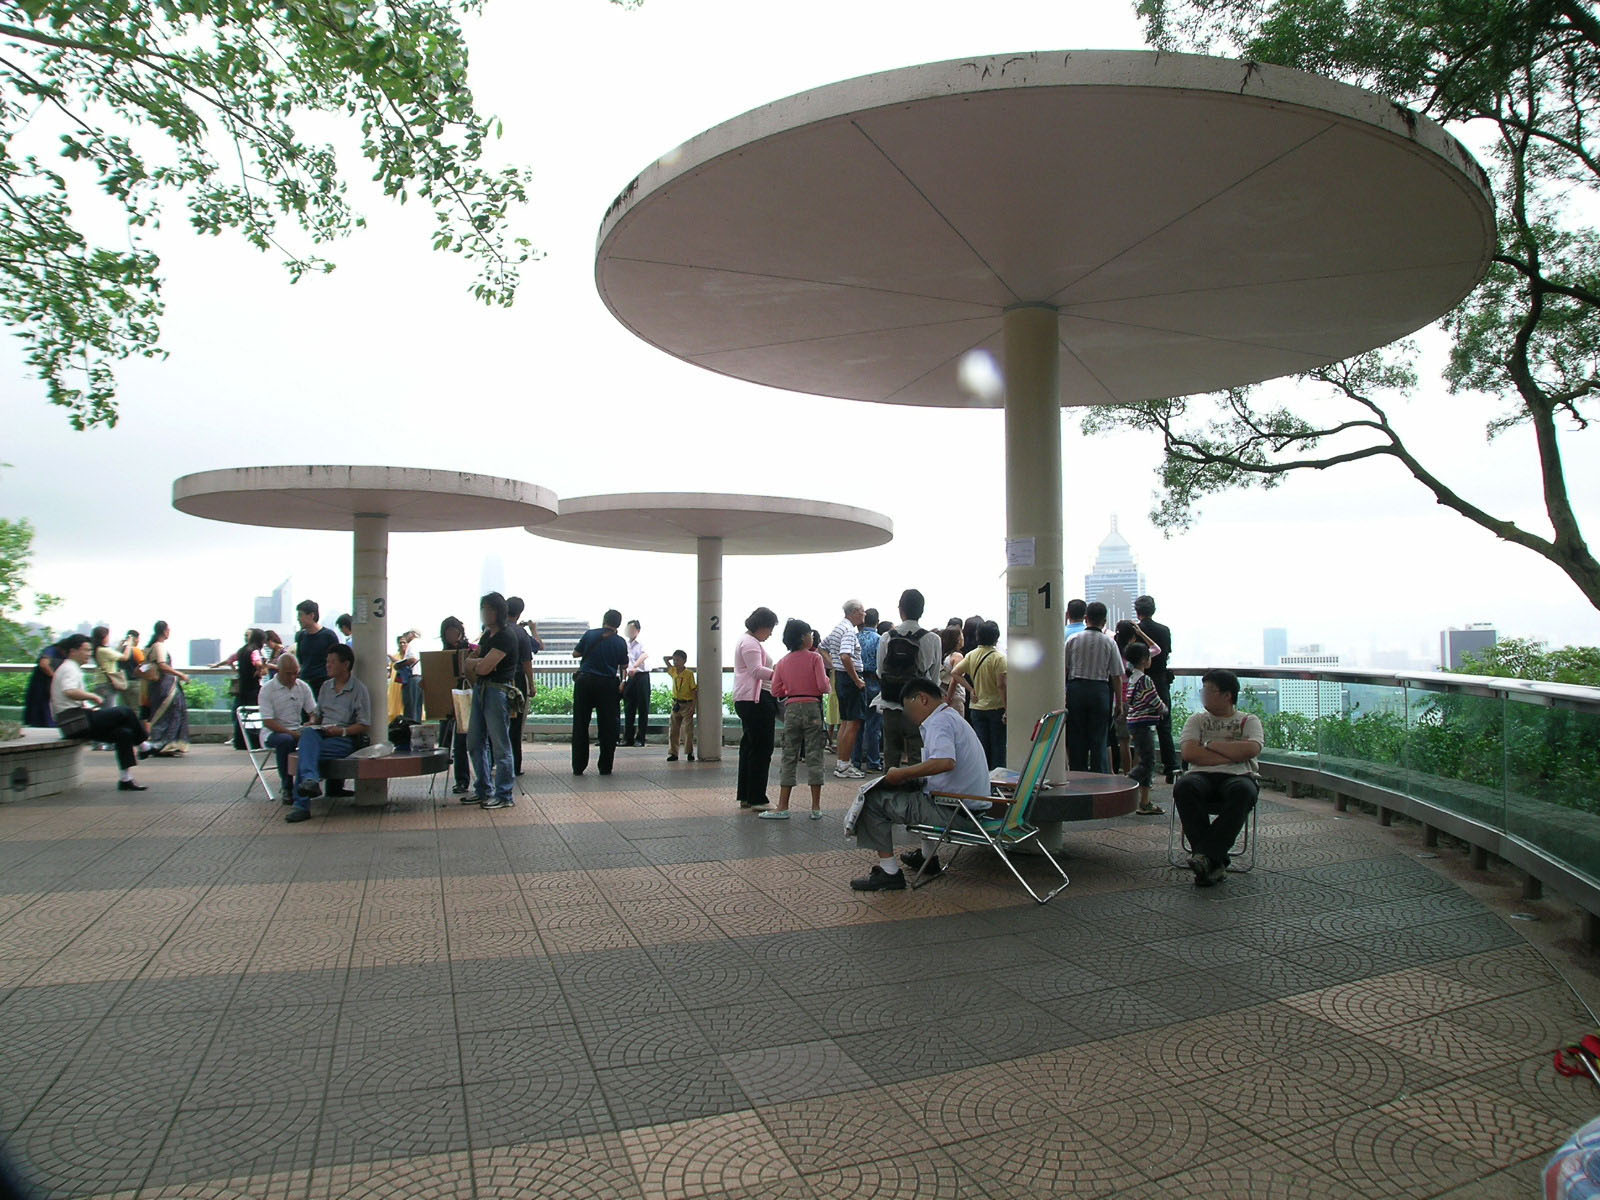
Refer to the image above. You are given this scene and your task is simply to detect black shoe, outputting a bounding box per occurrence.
[117,779,148,792]
[481,796,514,810]
[1164,771,1176,785]
[667,754,678,762]
[850,866,907,892]
[296,780,322,800]
[634,739,646,747]
[137,747,151,761]
[598,769,612,776]
[459,794,481,805]
[452,782,470,795]
[326,783,351,798]
[900,849,943,877]
[280,792,294,806]
[687,754,695,762]
[285,807,311,823]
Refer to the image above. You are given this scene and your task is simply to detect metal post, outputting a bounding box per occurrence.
[696,537,724,762]
[352,514,389,804]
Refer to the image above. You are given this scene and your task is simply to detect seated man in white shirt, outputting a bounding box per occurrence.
[258,652,318,804]
[1175,669,1266,887]
[849,677,997,892]
[49,634,153,791]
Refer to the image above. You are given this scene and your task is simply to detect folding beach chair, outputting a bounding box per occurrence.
[906,709,1069,904]
[235,706,277,801]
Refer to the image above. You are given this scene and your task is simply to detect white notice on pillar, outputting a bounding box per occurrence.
[354,598,369,625]
[1006,537,1036,568]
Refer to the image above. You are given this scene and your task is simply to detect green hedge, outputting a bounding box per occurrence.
[527,685,734,717]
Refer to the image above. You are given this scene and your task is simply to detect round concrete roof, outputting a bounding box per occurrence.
[173,466,559,532]
[596,50,1495,408]
[528,493,893,555]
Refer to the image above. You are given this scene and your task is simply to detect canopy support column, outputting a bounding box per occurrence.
[1003,303,1065,848]
[695,537,724,761]
[352,513,389,803]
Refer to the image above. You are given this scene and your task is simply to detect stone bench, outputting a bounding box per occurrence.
[0,731,88,802]
[288,749,451,782]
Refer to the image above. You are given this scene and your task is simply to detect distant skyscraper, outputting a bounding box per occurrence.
[1279,647,1343,720]
[253,578,290,625]
[1441,624,1497,670]
[188,638,222,667]
[1083,516,1146,627]
[1263,627,1288,666]
[533,618,588,656]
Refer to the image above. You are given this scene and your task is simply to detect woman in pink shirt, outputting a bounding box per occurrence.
[734,606,779,808]
[764,619,831,820]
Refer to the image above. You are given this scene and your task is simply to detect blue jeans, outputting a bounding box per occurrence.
[854,678,883,769]
[468,684,513,800]
[294,727,354,805]
[265,730,298,795]
[402,677,423,722]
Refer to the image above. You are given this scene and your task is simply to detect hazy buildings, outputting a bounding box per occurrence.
[188,638,221,667]
[1263,627,1287,666]
[1279,646,1343,720]
[1441,624,1497,670]
[1083,517,1146,627]
[253,579,291,626]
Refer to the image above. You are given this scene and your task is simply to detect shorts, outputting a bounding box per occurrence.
[834,671,866,722]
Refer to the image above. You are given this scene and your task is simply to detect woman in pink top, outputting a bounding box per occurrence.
[733,606,779,808]
[764,619,831,820]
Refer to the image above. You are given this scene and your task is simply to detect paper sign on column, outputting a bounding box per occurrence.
[1008,589,1029,628]
[354,598,369,624]
[1006,537,1036,567]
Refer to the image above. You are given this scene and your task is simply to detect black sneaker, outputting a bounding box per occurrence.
[280,792,294,806]
[481,796,514,810]
[667,754,678,762]
[459,794,482,805]
[285,807,311,823]
[850,866,907,892]
[296,780,322,800]
[687,754,695,762]
[117,780,148,792]
[451,782,470,795]
[899,848,942,877]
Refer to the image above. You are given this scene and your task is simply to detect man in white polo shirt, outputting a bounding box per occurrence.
[49,634,152,791]
[821,600,867,779]
[258,652,317,804]
[849,678,996,892]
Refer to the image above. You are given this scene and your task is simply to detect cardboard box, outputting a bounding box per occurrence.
[420,650,460,720]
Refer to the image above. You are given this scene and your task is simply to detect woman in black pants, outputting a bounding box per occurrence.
[438,616,476,795]
[733,607,778,808]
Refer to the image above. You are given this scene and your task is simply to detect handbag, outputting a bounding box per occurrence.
[57,707,92,739]
[451,688,473,728]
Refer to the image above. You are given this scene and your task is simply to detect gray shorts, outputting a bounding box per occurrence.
[780,700,826,786]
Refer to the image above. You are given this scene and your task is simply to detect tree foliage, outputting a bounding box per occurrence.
[1092,0,1599,608]
[0,1,626,428]
[0,515,59,662]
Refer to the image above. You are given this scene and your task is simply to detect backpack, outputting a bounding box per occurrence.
[879,627,930,703]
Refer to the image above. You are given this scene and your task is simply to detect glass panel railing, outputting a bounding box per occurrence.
[1504,699,1600,879]
[1401,687,1506,831]
[1319,681,1408,792]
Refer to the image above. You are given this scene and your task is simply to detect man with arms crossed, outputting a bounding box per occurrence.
[1174,669,1264,886]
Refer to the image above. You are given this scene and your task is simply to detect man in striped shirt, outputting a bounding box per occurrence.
[1064,601,1125,773]
[822,600,867,779]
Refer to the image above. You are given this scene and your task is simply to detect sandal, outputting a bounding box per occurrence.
[1135,804,1166,816]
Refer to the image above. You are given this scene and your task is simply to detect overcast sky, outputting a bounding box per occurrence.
[2,0,1596,669]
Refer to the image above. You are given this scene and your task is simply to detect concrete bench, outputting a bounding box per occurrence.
[288,749,451,781]
[1,731,89,802]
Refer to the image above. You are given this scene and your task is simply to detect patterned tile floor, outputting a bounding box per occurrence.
[0,743,1594,1198]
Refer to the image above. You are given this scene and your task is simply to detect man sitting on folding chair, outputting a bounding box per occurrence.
[258,652,318,805]
[1174,669,1265,888]
[849,678,995,892]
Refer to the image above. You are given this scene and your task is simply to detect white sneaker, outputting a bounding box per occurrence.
[834,764,866,779]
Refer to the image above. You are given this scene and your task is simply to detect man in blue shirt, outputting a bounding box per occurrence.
[851,608,884,773]
[571,609,630,776]
[1063,598,1088,640]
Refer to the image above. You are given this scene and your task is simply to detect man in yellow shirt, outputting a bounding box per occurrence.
[664,650,698,762]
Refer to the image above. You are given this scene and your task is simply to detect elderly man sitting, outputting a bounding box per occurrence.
[1174,669,1264,887]
[287,643,372,823]
[849,677,996,892]
[259,652,318,804]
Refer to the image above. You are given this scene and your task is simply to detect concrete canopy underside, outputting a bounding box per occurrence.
[173,466,559,532]
[595,50,1496,407]
[528,493,893,555]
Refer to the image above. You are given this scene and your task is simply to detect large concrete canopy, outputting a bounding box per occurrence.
[596,50,1494,408]
[173,466,558,532]
[527,493,893,555]
[529,493,893,761]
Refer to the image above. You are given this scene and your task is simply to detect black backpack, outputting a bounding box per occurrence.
[879,627,929,703]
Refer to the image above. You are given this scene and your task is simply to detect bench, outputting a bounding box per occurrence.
[1,731,89,802]
[288,749,451,782]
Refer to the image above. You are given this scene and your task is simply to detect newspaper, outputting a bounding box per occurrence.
[843,775,889,837]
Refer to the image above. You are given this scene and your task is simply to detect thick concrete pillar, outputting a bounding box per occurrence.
[1002,303,1064,770]
[696,537,724,761]
[352,514,389,803]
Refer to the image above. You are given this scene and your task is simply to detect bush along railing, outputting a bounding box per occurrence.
[1171,665,1600,939]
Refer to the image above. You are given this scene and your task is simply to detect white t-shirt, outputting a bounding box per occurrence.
[919,703,993,807]
[50,659,87,716]
[822,619,859,673]
[1179,710,1265,776]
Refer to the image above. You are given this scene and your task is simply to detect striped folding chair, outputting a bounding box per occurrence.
[906,709,1069,904]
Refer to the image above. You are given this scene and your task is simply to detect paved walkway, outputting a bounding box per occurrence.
[0,744,1591,1198]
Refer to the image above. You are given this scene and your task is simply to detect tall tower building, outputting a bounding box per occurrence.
[1083,517,1145,627]
[253,579,290,626]
[1263,627,1288,665]
[1440,624,1497,670]
[1279,646,1343,720]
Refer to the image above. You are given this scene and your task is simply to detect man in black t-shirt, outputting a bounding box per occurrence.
[571,608,630,776]
[464,592,519,808]
[1135,594,1176,782]
[505,596,536,775]
[294,599,341,700]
